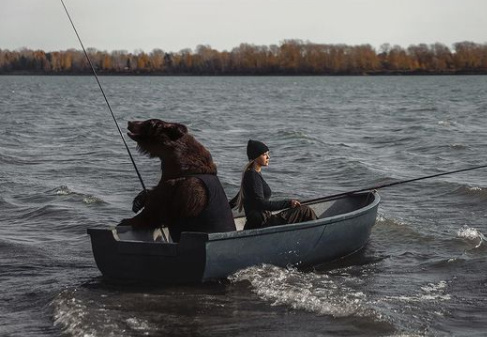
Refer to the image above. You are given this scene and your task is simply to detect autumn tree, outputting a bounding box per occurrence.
[150,48,165,72]
[279,40,304,73]
[1,42,487,75]
[453,41,482,70]
[111,50,128,72]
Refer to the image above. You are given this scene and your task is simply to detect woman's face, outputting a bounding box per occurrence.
[255,151,270,167]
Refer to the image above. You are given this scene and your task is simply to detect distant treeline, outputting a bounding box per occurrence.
[1,40,487,75]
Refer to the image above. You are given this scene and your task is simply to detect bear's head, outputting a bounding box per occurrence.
[128,119,188,157]
[127,119,217,176]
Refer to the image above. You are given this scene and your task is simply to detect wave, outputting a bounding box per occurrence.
[52,278,153,337]
[408,143,470,155]
[15,204,69,222]
[51,186,106,205]
[229,264,380,319]
[374,214,431,243]
[376,212,487,253]
[52,289,101,337]
[0,152,44,166]
[457,225,486,249]
[377,178,487,202]
[437,120,457,128]
[274,129,325,146]
[4,186,107,210]
[55,185,72,196]
[227,263,447,335]
[380,280,451,303]
[52,288,154,337]
[453,185,487,200]
[449,143,469,150]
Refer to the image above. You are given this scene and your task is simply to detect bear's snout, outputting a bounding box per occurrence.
[127,121,143,141]
[127,120,139,132]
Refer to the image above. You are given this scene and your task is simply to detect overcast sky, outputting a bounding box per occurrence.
[1,0,486,53]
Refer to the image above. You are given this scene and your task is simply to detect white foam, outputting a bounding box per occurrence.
[420,281,451,301]
[421,280,447,293]
[52,290,97,337]
[56,185,72,195]
[83,195,103,205]
[376,214,411,228]
[229,264,376,318]
[382,281,451,303]
[126,317,151,331]
[52,290,123,337]
[457,225,485,248]
[449,143,468,151]
[55,185,105,205]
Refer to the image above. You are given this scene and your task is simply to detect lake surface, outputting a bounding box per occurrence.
[1,75,486,336]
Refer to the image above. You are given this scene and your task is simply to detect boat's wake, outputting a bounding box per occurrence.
[228,264,378,319]
[228,263,460,336]
[51,287,157,337]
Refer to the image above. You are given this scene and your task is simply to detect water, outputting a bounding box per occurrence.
[1,75,486,336]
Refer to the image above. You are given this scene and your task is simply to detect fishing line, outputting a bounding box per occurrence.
[60,0,146,192]
[307,163,487,204]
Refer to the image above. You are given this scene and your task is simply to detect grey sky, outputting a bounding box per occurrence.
[1,0,486,53]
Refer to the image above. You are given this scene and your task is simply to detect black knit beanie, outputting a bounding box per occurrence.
[247,139,269,161]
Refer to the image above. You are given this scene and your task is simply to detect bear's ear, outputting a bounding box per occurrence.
[165,122,188,140]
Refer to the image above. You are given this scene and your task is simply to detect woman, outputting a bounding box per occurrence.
[231,139,317,230]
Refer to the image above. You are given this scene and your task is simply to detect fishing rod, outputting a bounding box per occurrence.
[306,163,487,204]
[60,0,146,192]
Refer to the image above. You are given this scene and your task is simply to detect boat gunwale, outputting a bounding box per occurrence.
[89,191,379,245]
[208,190,380,241]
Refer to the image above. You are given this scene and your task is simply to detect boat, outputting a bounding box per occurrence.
[87,190,380,283]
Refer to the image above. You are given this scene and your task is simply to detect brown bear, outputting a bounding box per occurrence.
[119,119,236,241]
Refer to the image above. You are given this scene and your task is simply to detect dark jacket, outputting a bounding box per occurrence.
[241,169,291,229]
[171,174,236,241]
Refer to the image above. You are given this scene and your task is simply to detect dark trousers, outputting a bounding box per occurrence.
[245,205,317,230]
[265,205,318,227]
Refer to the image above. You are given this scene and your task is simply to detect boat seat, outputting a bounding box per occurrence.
[115,226,172,242]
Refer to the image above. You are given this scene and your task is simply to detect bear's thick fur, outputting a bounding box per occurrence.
[119,119,236,241]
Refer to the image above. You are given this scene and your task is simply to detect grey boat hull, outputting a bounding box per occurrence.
[87,191,380,283]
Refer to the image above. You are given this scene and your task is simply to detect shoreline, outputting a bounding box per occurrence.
[2,70,487,76]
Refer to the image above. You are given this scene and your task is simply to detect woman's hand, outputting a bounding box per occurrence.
[290,199,301,208]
